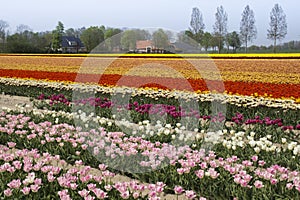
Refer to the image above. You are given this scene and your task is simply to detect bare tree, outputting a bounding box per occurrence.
[240,5,257,53]
[267,4,287,53]
[189,7,205,46]
[213,6,228,53]
[190,7,205,37]
[0,20,9,52]
[16,24,32,34]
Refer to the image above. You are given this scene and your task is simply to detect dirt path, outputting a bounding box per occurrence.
[0,94,32,111]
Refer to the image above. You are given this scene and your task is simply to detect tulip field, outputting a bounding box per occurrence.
[0,54,300,199]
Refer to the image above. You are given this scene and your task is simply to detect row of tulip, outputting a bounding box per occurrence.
[1,54,300,99]
[1,144,198,200]
[1,56,300,84]
[1,76,299,136]
[1,77,299,109]
[1,68,300,99]
[4,104,300,166]
[5,103,300,161]
[0,105,299,198]
[33,93,300,132]
[1,107,300,199]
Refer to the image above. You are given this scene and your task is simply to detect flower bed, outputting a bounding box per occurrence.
[0,108,300,199]
[0,55,300,199]
[1,55,300,98]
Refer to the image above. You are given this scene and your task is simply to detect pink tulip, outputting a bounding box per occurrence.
[270,178,278,185]
[70,183,78,190]
[258,160,266,166]
[7,179,21,189]
[92,188,108,199]
[254,180,264,189]
[185,190,197,199]
[4,188,13,197]
[174,186,184,194]
[251,155,258,162]
[7,142,16,148]
[30,184,41,192]
[47,171,55,183]
[104,184,112,191]
[78,189,90,197]
[120,190,130,199]
[195,170,204,179]
[286,183,293,190]
[148,197,160,200]
[87,183,97,190]
[200,162,208,169]
[21,187,31,195]
[98,164,107,171]
[84,195,95,200]
[34,178,42,185]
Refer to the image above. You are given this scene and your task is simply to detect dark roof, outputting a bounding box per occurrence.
[61,36,84,48]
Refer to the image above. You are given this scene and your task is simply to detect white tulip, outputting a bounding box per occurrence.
[254,147,261,153]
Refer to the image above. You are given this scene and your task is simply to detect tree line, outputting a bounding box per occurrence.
[187,4,288,53]
[0,3,294,54]
[0,21,124,53]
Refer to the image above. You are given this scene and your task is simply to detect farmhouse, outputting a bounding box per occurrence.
[135,40,175,53]
[135,40,155,53]
[61,36,86,53]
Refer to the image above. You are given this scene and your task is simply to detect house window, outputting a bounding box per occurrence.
[68,41,77,46]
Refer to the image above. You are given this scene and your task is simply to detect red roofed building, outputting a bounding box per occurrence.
[135,40,154,53]
[135,40,176,53]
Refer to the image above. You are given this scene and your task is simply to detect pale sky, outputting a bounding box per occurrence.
[1,0,300,45]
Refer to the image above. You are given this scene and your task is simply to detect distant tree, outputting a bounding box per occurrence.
[152,29,169,50]
[76,27,86,38]
[65,27,85,38]
[189,7,205,43]
[104,27,122,40]
[0,20,9,52]
[7,30,50,53]
[247,45,260,52]
[37,31,53,52]
[52,21,64,52]
[121,30,138,51]
[260,45,268,51]
[213,6,228,53]
[201,32,213,52]
[103,27,122,51]
[136,29,151,40]
[240,5,257,53]
[16,24,32,34]
[226,31,241,53]
[65,28,76,37]
[121,29,150,51]
[287,40,296,50]
[161,30,173,44]
[267,4,287,53]
[210,34,220,52]
[190,7,205,34]
[80,26,104,52]
[7,32,34,53]
[184,30,194,40]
